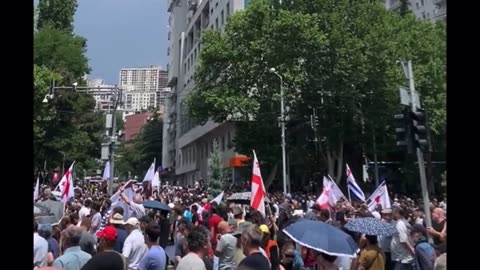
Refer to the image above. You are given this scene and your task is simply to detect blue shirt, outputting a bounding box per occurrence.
[114,227,128,253]
[139,246,167,270]
[52,246,92,270]
[47,237,60,258]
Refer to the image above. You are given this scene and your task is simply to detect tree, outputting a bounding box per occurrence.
[34,0,108,175]
[37,0,78,32]
[34,25,90,84]
[186,0,446,187]
[208,140,225,197]
[116,115,163,178]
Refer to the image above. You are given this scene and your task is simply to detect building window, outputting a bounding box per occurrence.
[221,136,225,151]
[215,18,219,29]
[416,2,420,9]
[192,148,196,162]
[227,132,231,147]
[221,10,224,26]
[211,8,213,14]
[227,2,230,17]
[420,0,424,6]
[422,12,426,19]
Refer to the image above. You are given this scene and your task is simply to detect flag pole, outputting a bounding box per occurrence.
[347,185,352,204]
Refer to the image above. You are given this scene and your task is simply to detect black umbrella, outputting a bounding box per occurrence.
[143,200,171,211]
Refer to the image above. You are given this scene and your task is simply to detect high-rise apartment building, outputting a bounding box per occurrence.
[385,0,446,21]
[163,0,249,185]
[119,66,169,113]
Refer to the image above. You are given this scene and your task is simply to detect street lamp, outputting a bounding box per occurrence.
[268,67,288,194]
[43,80,123,195]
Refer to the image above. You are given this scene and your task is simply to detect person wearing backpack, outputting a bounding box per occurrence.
[81,226,128,270]
[410,225,436,270]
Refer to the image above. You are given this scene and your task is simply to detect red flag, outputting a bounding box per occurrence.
[251,151,266,216]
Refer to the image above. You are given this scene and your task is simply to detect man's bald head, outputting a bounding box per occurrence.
[432,207,445,222]
[217,221,231,234]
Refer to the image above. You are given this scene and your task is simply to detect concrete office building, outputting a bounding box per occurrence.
[385,0,446,21]
[119,66,169,113]
[163,0,249,185]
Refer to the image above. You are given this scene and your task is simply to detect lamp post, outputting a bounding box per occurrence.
[43,81,123,195]
[268,68,287,194]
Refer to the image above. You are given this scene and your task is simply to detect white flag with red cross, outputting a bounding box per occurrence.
[250,150,266,216]
[54,162,75,203]
[367,181,391,212]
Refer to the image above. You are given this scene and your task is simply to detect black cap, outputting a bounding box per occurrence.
[410,224,427,236]
[139,215,152,224]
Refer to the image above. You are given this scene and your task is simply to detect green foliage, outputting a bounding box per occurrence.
[37,0,78,32]
[117,115,163,178]
[186,0,446,186]
[34,0,106,175]
[34,25,90,84]
[208,140,225,197]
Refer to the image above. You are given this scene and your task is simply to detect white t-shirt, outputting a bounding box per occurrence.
[34,233,48,268]
[390,219,414,264]
[123,229,148,270]
[129,201,146,218]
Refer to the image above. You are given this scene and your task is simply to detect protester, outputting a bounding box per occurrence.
[79,217,97,256]
[176,226,211,270]
[138,223,167,270]
[82,226,128,270]
[238,224,270,270]
[52,225,92,270]
[215,221,237,270]
[390,208,415,270]
[123,217,148,270]
[34,220,49,268]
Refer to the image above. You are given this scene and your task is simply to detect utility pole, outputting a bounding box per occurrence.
[43,82,123,196]
[401,60,433,238]
[269,68,288,194]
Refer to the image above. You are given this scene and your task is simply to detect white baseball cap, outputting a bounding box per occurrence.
[125,217,139,227]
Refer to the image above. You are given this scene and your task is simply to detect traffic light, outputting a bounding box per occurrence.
[394,106,413,153]
[410,109,430,151]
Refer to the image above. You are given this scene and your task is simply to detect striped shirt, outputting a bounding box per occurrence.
[98,210,112,232]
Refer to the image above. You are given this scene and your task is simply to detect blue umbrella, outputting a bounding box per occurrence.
[143,200,171,211]
[283,219,357,258]
[345,217,396,236]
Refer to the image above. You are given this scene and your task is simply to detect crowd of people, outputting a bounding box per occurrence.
[34,181,447,270]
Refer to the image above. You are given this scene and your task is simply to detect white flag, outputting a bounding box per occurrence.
[142,161,156,182]
[54,162,75,203]
[110,180,136,220]
[211,191,224,205]
[34,177,40,201]
[103,161,110,180]
[152,170,160,188]
[367,181,391,212]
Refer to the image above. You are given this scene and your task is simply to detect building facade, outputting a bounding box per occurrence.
[124,112,153,142]
[119,66,169,113]
[163,0,249,186]
[385,0,446,21]
[86,79,116,112]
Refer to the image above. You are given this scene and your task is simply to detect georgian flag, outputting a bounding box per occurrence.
[250,150,266,216]
[367,181,391,212]
[54,162,75,203]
